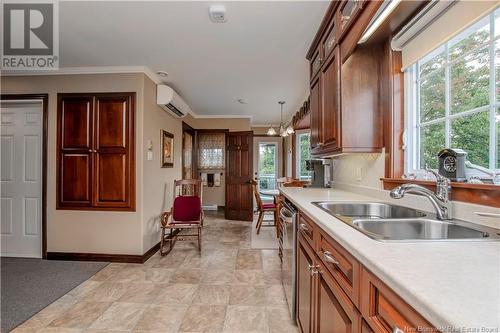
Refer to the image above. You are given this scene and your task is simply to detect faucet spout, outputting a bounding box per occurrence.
[390,168,453,220]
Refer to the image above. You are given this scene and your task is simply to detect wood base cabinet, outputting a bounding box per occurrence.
[295,209,436,333]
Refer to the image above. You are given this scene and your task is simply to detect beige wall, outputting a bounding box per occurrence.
[1,73,183,255]
[184,114,251,131]
[141,76,182,253]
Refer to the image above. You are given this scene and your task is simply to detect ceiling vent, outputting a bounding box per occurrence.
[209,5,227,23]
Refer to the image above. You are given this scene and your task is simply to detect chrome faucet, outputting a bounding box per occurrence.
[390,168,452,220]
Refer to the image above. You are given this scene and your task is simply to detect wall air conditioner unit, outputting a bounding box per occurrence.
[156,85,190,118]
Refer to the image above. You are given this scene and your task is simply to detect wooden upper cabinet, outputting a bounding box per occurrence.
[310,76,321,151]
[319,46,341,153]
[57,93,135,211]
[306,0,383,157]
[337,0,364,38]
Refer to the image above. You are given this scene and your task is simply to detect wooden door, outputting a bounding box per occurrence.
[310,76,321,151]
[315,260,361,333]
[57,95,94,208]
[225,131,253,221]
[297,236,315,333]
[320,47,341,153]
[94,94,135,209]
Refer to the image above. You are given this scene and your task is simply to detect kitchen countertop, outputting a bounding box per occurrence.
[280,187,500,331]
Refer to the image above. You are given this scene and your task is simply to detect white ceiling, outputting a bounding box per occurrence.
[58,1,329,124]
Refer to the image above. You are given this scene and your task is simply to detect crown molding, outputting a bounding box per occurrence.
[1,66,163,84]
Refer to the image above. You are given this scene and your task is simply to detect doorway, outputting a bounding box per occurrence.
[258,142,278,191]
[1,94,48,258]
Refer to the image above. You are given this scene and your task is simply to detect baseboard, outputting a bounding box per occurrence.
[46,241,161,264]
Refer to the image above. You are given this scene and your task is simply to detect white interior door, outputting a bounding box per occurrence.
[1,101,43,258]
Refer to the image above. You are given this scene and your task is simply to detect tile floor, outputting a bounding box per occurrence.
[12,212,298,333]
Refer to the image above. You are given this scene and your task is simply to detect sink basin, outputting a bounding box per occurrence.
[353,218,493,240]
[312,202,426,220]
[312,201,500,241]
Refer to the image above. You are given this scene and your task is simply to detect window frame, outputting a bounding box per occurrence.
[296,129,312,181]
[405,8,500,177]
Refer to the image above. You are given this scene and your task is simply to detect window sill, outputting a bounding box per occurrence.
[381,178,500,208]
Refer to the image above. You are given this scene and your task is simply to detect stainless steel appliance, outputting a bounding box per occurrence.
[279,198,297,322]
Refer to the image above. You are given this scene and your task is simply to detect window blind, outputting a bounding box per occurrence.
[396,0,498,70]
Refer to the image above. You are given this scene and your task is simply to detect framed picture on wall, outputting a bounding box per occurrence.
[161,130,174,168]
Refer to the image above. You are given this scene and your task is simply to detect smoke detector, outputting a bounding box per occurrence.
[209,5,227,23]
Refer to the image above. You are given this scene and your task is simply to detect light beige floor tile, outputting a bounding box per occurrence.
[263,270,282,285]
[192,285,230,305]
[144,268,175,283]
[261,250,281,271]
[200,270,234,285]
[154,283,197,304]
[223,305,268,333]
[153,253,188,269]
[170,269,202,284]
[265,285,287,306]
[133,304,188,332]
[89,302,145,331]
[36,328,83,333]
[16,299,75,330]
[266,305,298,333]
[118,283,158,303]
[107,265,148,283]
[231,270,266,285]
[208,256,236,271]
[236,250,262,270]
[81,282,129,302]
[89,264,124,282]
[67,280,103,298]
[179,305,226,332]
[48,301,111,329]
[228,286,266,306]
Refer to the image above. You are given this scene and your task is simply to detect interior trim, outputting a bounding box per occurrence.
[381,178,500,208]
[46,242,161,264]
[0,94,48,259]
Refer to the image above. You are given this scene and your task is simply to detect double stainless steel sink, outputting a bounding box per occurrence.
[312,202,500,241]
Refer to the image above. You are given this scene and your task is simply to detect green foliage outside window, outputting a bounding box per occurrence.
[417,14,499,170]
[299,133,311,179]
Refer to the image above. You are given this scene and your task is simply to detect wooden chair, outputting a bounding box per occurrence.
[250,179,278,235]
[277,177,309,188]
[160,179,204,256]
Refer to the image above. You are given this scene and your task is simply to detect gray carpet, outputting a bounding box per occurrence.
[1,258,108,332]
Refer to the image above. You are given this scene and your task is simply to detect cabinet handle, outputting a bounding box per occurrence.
[393,326,405,333]
[323,251,340,266]
[299,223,309,233]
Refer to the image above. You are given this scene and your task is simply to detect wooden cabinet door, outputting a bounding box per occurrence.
[93,94,135,209]
[57,93,135,211]
[57,95,94,208]
[225,131,253,221]
[320,47,340,153]
[315,260,361,333]
[310,76,321,151]
[297,236,315,333]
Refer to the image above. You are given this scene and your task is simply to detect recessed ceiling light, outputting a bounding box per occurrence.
[157,71,168,77]
[237,99,247,104]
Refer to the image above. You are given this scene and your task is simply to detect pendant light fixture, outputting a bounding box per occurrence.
[267,101,288,136]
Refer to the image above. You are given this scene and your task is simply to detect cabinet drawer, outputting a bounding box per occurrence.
[317,229,360,306]
[361,268,434,333]
[298,212,316,248]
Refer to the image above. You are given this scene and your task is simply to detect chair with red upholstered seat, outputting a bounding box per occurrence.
[250,179,278,235]
[160,179,203,255]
